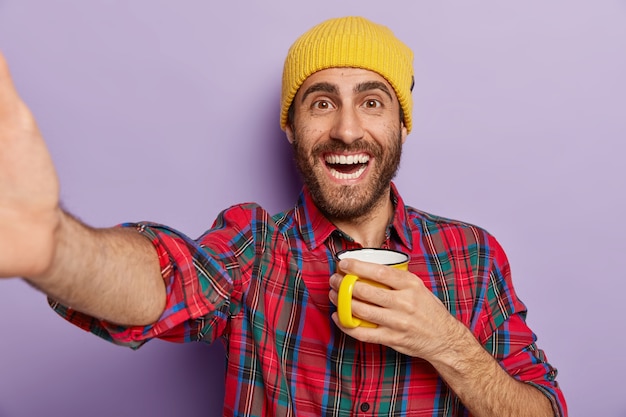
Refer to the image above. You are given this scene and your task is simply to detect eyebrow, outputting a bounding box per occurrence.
[300,82,338,103]
[354,81,393,100]
[300,80,394,104]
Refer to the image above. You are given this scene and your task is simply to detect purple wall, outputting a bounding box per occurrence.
[0,1,624,416]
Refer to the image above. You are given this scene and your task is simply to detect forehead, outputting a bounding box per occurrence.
[296,68,397,100]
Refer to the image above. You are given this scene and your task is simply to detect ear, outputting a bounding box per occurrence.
[400,122,408,144]
[285,124,295,144]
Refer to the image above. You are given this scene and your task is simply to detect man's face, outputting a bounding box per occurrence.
[286,68,408,222]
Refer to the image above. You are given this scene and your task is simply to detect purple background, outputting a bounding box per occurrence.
[0,1,624,416]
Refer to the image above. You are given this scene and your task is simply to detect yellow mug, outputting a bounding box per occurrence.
[336,248,409,328]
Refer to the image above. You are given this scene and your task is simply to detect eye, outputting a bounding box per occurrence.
[312,100,333,110]
[363,99,382,109]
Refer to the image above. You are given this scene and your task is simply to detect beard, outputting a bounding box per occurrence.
[292,129,403,222]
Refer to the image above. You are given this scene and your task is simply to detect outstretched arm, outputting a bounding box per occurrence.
[0,52,165,326]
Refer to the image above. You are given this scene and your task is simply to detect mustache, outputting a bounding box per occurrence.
[310,140,383,157]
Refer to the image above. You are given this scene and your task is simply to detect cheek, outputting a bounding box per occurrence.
[294,127,325,149]
[294,111,334,135]
[380,118,402,133]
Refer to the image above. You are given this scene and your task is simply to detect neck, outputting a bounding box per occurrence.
[331,190,394,248]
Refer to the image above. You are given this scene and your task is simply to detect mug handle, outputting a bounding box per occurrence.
[337,274,378,328]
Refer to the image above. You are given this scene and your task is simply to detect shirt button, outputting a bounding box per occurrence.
[360,402,370,412]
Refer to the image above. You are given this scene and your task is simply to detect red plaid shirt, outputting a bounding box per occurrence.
[52,183,567,416]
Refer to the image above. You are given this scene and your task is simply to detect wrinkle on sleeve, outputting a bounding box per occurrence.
[476,235,568,416]
[50,204,261,350]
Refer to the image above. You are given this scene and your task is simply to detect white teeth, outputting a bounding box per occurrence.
[329,165,367,180]
[324,153,369,165]
[324,153,370,180]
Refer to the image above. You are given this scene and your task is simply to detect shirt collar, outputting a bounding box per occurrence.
[294,182,414,251]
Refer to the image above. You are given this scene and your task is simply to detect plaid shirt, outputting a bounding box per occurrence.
[52,183,566,416]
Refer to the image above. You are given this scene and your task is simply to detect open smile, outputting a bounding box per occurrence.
[323,152,370,180]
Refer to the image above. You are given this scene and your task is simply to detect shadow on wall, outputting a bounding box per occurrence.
[168,340,227,412]
[0,329,227,417]
[247,87,304,213]
[274,130,303,203]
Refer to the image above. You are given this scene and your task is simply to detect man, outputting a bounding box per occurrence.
[0,16,566,416]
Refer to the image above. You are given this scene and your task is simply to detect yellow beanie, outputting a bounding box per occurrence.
[280,16,414,132]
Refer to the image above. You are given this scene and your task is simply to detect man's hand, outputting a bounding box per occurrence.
[0,52,61,278]
[0,53,165,326]
[328,257,464,361]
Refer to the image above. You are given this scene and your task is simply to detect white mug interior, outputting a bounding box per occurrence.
[337,249,408,266]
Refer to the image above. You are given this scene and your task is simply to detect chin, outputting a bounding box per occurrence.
[314,182,383,221]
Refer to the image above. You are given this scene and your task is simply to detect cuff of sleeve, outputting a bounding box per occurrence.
[526,381,568,417]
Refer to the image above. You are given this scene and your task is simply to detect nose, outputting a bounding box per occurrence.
[329,106,364,144]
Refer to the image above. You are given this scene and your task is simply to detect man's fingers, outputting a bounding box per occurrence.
[0,52,61,278]
[0,51,21,109]
[338,258,414,289]
[0,51,35,137]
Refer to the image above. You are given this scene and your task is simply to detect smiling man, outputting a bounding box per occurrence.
[0,16,566,416]
[288,68,407,246]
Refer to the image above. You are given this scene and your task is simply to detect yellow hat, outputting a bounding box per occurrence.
[280,16,414,132]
